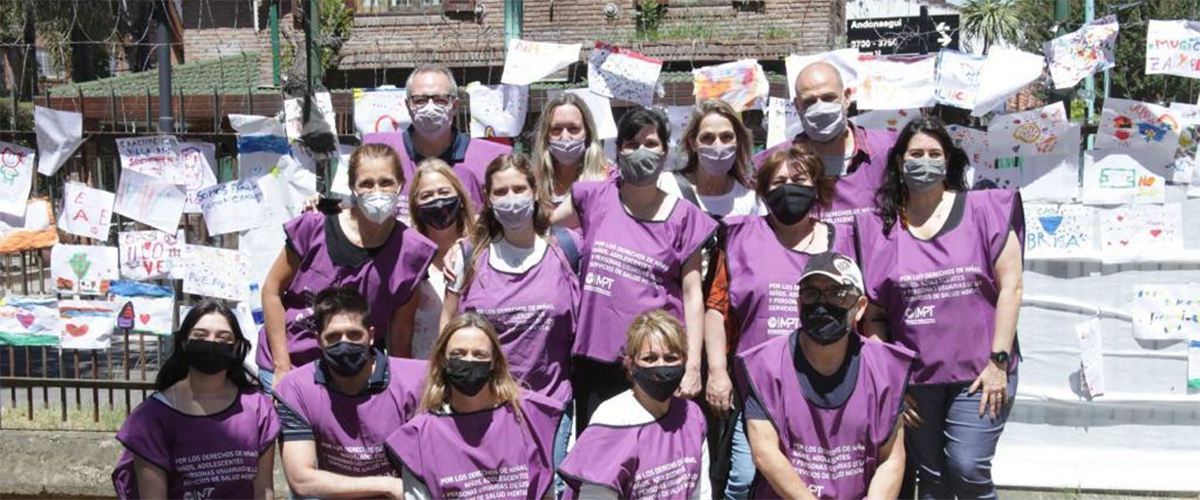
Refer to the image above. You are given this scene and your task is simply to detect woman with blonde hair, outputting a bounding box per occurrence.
[559,309,710,499]
[402,158,477,359]
[385,312,562,500]
[531,92,614,206]
[257,143,437,387]
[659,99,763,219]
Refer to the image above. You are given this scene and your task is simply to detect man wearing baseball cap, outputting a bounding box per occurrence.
[735,252,915,500]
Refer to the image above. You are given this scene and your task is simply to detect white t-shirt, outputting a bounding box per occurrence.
[657,172,765,218]
[410,267,445,360]
[447,236,549,293]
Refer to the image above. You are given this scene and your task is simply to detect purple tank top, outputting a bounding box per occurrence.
[274,357,428,477]
[362,132,511,219]
[457,242,578,405]
[855,189,1025,385]
[572,179,717,363]
[737,334,913,500]
[559,398,707,500]
[112,389,281,500]
[752,126,897,225]
[723,216,857,355]
[384,392,561,500]
[256,212,436,371]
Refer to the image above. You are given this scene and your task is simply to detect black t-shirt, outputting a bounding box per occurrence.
[745,333,863,420]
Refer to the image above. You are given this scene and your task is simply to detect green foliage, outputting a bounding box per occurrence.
[0,1,121,80]
[282,0,354,87]
[1014,0,1199,105]
[635,0,665,40]
[0,97,35,130]
[960,0,1022,54]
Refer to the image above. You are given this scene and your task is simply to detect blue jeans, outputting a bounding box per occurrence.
[725,414,756,499]
[257,368,274,390]
[553,400,575,499]
[907,372,1018,500]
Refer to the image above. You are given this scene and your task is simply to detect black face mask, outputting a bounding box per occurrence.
[632,365,685,402]
[444,358,492,396]
[183,339,240,375]
[322,341,371,377]
[800,303,854,346]
[415,196,462,231]
[765,184,818,226]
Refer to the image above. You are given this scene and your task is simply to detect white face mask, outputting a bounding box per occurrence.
[696,143,737,175]
[801,100,847,143]
[549,139,586,165]
[411,102,453,137]
[356,191,399,224]
[492,193,535,231]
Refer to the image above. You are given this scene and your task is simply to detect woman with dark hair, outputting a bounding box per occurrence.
[550,106,718,433]
[112,301,280,500]
[385,312,561,500]
[258,143,437,387]
[531,92,614,207]
[659,99,763,219]
[441,153,579,484]
[857,117,1024,499]
[703,143,856,499]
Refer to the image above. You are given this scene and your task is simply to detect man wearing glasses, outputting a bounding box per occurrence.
[736,252,913,500]
[364,64,510,219]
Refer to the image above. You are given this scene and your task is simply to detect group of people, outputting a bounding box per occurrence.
[111,60,1024,500]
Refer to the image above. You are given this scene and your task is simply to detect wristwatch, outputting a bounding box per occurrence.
[990,351,1010,366]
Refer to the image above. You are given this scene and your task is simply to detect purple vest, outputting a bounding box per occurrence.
[855,189,1025,385]
[274,357,429,477]
[112,390,281,500]
[753,126,897,225]
[723,216,857,355]
[559,398,707,500]
[362,132,511,220]
[737,334,913,500]
[457,242,578,405]
[256,212,436,370]
[572,180,718,363]
[384,392,562,500]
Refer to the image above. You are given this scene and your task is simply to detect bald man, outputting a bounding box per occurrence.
[752,61,898,225]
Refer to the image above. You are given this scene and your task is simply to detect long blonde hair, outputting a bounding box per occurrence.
[532,93,610,202]
[407,158,475,236]
[419,312,524,420]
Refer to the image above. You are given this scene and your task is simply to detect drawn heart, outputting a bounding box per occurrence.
[1119,240,1130,246]
[139,314,151,325]
[1114,130,1131,141]
[1038,215,1064,235]
[65,324,89,337]
[16,312,35,328]
[1150,229,1163,238]
[1116,215,1124,222]
[143,242,152,250]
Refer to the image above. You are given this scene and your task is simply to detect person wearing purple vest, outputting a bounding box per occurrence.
[703,144,856,499]
[559,310,710,499]
[857,117,1024,500]
[258,143,437,388]
[441,153,580,494]
[112,301,280,500]
[404,158,477,360]
[361,65,511,220]
[274,287,428,499]
[739,252,913,500]
[385,312,561,500]
[752,61,897,225]
[661,99,764,219]
[550,106,718,434]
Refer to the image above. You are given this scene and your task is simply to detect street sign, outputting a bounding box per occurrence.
[847,14,960,56]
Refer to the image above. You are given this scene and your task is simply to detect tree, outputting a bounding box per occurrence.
[1014,0,1199,105]
[960,0,1022,55]
[281,0,353,91]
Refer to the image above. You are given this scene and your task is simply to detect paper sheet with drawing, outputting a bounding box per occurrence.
[34,106,83,176]
[353,87,410,135]
[466,83,528,139]
[1131,284,1200,341]
[58,300,116,350]
[784,49,862,101]
[116,135,182,180]
[934,49,984,110]
[57,182,115,241]
[114,169,186,234]
[1098,204,1184,262]
[987,103,1072,157]
[0,199,58,253]
[854,54,935,110]
[108,280,176,337]
[1145,20,1200,80]
[1081,150,1168,205]
[183,244,251,302]
[118,230,186,281]
[500,39,580,86]
[692,59,769,112]
[0,141,36,217]
[1045,15,1118,90]
[0,296,60,347]
[1023,203,1097,260]
[197,179,269,236]
[50,244,119,296]
[587,43,663,107]
[177,142,220,214]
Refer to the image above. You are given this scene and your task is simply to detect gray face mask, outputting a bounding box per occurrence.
[801,100,847,143]
[618,148,665,186]
[902,158,947,193]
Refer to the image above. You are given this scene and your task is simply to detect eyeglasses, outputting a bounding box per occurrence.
[409,94,455,107]
[797,286,859,307]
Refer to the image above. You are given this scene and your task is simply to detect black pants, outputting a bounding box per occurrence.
[570,357,631,437]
